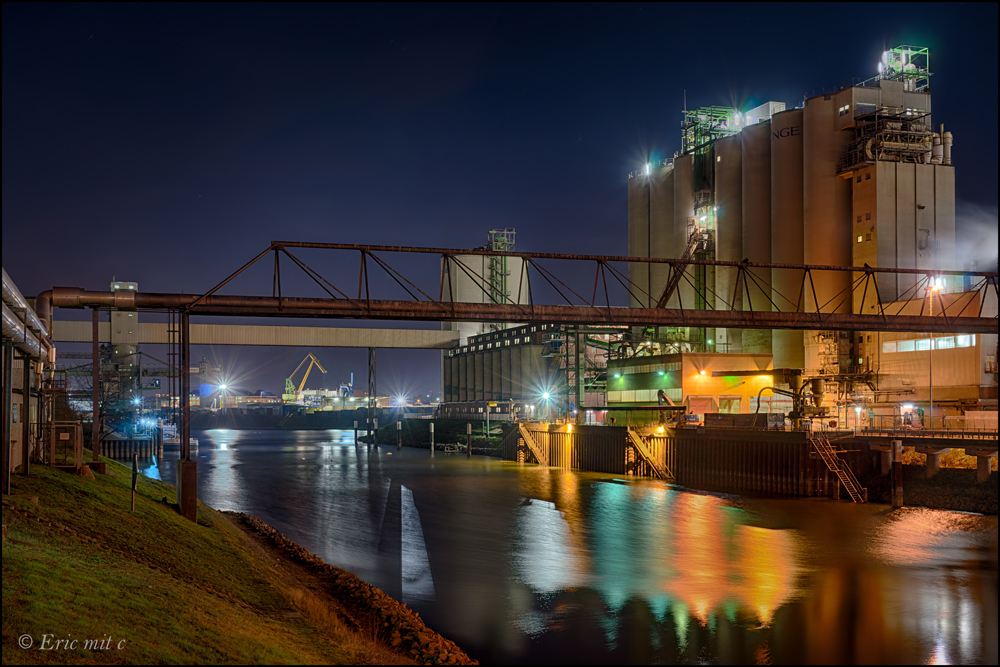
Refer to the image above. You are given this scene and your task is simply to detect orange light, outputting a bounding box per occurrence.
[699,369,707,376]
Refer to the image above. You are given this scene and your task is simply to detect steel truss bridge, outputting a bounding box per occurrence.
[50,241,998,334]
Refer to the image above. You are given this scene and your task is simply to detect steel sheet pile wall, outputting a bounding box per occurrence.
[675,430,815,495]
[502,424,632,475]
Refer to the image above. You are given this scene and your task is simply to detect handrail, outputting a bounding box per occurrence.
[627,429,670,480]
[517,423,548,467]
[810,435,866,503]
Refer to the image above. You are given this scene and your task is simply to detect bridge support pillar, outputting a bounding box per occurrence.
[926,452,940,478]
[963,448,996,483]
[880,449,891,475]
[977,456,992,483]
[429,422,434,457]
[891,440,903,508]
[176,459,197,522]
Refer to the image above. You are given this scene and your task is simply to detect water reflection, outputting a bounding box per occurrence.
[128,430,996,665]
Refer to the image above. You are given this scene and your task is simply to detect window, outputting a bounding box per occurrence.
[857,175,862,183]
[935,336,955,349]
[865,172,871,180]
[897,340,915,352]
[882,341,897,353]
[915,339,931,351]
[857,215,862,223]
[956,334,975,348]
[857,235,863,243]
[866,233,871,241]
[866,212,871,220]
[717,156,721,162]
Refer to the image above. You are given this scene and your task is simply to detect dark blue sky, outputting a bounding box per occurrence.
[3,3,997,397]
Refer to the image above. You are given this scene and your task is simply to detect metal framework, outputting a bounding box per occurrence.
[49,241,997,334]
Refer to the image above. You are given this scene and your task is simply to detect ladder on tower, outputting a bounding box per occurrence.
[810,434,866,503]
[517,423,548,466]
[655,230,703,308]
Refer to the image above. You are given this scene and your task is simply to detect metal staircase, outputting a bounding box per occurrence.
[627,429,671,480]
[517,423,548,466]
[810,434,866,503]
[655,230,712,308]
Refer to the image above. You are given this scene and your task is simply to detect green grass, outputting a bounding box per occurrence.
[2,453,409,665]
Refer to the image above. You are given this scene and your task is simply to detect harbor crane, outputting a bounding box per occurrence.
[282,353,327,404]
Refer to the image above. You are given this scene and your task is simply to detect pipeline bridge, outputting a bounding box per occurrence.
[3,242,997,518]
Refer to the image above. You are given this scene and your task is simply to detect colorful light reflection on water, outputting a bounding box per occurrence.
[140,430,997,665]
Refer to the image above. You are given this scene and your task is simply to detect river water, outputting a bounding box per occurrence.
[141,429,998,665]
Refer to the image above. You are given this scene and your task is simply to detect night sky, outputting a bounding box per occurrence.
[3,3,997,398]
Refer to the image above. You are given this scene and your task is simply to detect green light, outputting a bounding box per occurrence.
[613,373,621,378]
[658,370,665,376]
[707,339,714,344]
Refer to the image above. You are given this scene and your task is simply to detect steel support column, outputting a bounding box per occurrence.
[180,310,190,461]
[91,307,100,463]
[21,352,30,475]
[2,342,12,494]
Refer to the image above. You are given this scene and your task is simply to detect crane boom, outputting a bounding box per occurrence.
[298,354,328,393]
[284,353,328,399]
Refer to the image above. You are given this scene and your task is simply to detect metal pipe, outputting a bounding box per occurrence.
[2,268,49,338]
[1,302,42,358]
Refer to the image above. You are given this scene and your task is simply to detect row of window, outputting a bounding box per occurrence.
[855,172,872,183]
[607,388,683,403]
[611,362,682,375]
[881,335,976,353]
[856,212,872,222]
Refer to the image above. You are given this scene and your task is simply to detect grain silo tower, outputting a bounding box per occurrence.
[625,43,956,404]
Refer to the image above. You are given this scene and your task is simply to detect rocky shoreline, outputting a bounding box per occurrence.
[226,512,477,666]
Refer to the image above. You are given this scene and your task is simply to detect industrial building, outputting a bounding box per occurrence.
[624,45,995,421]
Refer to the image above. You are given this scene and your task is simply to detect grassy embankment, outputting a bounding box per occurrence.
[2,455,474,665]
[360,419,501,456]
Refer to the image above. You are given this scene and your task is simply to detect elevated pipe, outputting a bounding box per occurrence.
[2,268,49,338]
[49,287,997,333]
[2,302,42,358]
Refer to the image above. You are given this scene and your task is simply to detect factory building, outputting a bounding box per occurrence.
[624,45,986,418]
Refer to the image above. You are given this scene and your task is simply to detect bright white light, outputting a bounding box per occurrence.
[132,397,141,405]
[855,407,862,413]
[878,62,884,73]
[542,392,550,400]
[700,216,706,222]
[645,163,650,175]
[218,384,227,391]
[902,404,914,410]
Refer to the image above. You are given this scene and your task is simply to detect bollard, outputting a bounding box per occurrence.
[374,419,379,445]
[430,422,435,457]
[397,421,402,450]
[891,440,903,508]
[354,420,358,445]
[467,422,472,457]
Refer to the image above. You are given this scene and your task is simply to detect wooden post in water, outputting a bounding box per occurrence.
[353,420,358,445]
[429,422,434,457]
[396,421,402,450]
[467,422,472,457]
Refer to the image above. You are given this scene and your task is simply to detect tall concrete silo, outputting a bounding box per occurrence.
[714,134,742,353]
[672,155,695,309]
[803,95,852,310]
[648,164,675,307]
[740,121,772,353]
[441,252,527,346]
[770,108,805,368]
[627,174,650,307]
